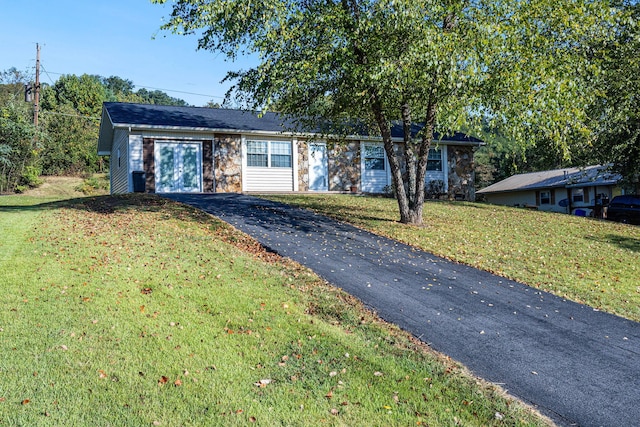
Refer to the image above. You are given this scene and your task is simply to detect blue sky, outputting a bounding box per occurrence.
[0,0,255,106]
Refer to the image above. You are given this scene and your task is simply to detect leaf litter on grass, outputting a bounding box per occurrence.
[0,194,554,426]
[264,194,640,322]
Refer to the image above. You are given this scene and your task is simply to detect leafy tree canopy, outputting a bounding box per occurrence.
[586,0,640,189]
[0,68,32,106]
[155,0,618,223]
[0,98,42,192]
[1,69,191,185]
[41,74,106,117]
[135,88,189,106]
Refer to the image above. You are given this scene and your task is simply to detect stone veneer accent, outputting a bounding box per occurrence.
[447,145,475,201]
[143,138,155,193]
[202,140,214,192]
[297,140,309,191]
[214,135,243,193]
[328,141,360,191]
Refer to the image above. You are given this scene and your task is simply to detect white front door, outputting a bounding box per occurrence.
[155,142,202,193]
[309,142,328,191]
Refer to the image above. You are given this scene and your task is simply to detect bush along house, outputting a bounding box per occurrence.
[97,102,482,199]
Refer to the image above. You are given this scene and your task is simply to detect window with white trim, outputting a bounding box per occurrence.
[427,148,442,171]
[364,145,385,170]
[573,188,584,203]
[246,140,292,168]
[270,141,292,168]
[540,191,551,205]
[246,141,268,167]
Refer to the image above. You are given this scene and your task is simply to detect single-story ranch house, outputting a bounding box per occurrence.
[97,102,482,199]
[476,165,622,217]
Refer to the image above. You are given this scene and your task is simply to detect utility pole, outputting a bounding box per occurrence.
[34,43,41,127]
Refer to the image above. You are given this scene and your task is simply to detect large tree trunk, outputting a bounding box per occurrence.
[371,94,430,225]
[402,104,417,206]
[356,6,452,225]
[370,93,413,223]
[370,92,440,225]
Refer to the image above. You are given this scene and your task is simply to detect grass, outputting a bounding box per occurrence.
[263,194,640,322]
[0,193,552,426]
[18,176,93,198]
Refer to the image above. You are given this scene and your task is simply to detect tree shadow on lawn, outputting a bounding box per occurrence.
[585,233,640,253]
[0,194,222,229]
[287,198,399,225]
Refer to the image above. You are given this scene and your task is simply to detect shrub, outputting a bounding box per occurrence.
[17,165,43,192]
[75,175,110,195]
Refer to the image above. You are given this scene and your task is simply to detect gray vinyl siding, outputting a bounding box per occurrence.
[110,129,130,194]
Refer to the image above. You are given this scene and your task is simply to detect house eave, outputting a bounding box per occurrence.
[97,108,115,154]
[565,180,620,189]
[477,185,564,195]
[112,123,303,137]
[104,123,484,146]
[478,181,620,195]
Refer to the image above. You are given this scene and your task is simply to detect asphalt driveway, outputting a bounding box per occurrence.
[165,193,640,427]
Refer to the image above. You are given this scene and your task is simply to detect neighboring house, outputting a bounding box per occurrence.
[97,102,482,199]
[476,165,622,217]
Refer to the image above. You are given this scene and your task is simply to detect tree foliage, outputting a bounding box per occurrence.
[586,1,640,189]
[0,98,42,192]
[474,121,594,189]
[38,74,105,175]
[0,69,189,190]
[156,0,616,224]
[0,68,30,102]
[135,88,189,106]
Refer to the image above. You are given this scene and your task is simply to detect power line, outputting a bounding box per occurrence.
[41,68,225,100]
[135,85,225,100]
[40,110,101,121]
[39,64,57,86]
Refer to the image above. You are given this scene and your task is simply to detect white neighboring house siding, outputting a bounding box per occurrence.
[484,191,535,207]
[484,189,571,212]
[110,129,130,194]
[242,137,297,192]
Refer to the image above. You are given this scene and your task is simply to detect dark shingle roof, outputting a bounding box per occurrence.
[103,102,294,133]
[98,102,483,153]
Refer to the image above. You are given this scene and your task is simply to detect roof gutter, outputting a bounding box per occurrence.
[109,123,483,146]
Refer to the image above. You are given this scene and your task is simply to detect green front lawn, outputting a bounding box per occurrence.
[264,195,640,322]
[0,194,551,426]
